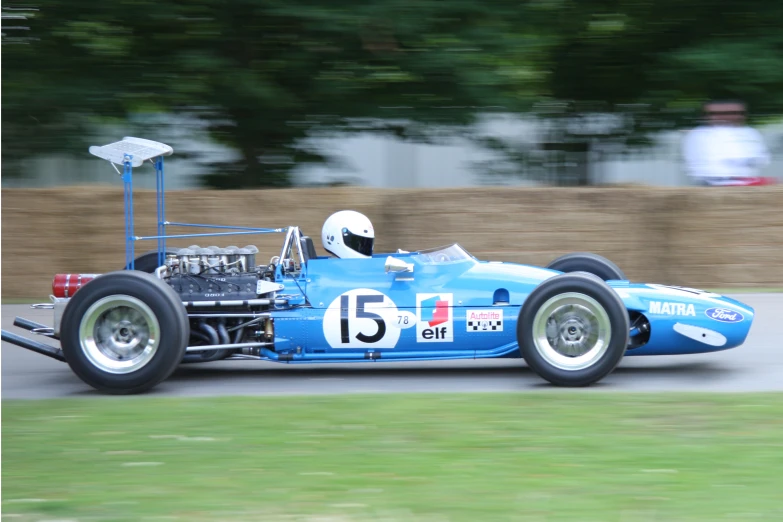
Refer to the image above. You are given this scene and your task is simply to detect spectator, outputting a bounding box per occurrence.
[682,100,772,186]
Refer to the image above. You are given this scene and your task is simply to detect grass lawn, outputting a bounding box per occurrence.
[3,393,783,521]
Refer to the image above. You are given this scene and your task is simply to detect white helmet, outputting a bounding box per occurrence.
[321,210,375,259]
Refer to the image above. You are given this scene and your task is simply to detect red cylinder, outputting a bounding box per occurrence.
[52,274,100,298]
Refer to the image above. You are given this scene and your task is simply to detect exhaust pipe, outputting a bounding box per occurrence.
[1,329,67,362]
[13,317,59,340]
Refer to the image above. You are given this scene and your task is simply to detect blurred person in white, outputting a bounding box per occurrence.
[682,100,773,186]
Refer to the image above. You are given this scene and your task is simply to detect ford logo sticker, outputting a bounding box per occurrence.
[704,307,744,323]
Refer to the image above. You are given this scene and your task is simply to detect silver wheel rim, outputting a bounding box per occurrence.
[78,295,160,374]
[531,292,612,371]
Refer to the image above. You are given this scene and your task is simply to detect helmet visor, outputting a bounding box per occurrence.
[343,230,374,256]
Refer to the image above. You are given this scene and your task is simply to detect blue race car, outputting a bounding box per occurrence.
[0,138,755,394]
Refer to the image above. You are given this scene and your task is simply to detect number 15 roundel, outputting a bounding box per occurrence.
[323,289,416,349]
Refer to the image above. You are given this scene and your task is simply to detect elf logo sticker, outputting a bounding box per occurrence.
[416,293,453,342]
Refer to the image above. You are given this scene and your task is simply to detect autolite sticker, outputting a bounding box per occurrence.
[466,309,503,332]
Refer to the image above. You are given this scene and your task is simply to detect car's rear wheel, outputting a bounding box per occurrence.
[517,273,629,386]
[546,252,626,281]
[125,249,178,273]
[59,270,189,394]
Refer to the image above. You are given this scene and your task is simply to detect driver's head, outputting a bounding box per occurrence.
[321,210,375,259]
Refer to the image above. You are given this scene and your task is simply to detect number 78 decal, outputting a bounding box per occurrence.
[323,289,416,349]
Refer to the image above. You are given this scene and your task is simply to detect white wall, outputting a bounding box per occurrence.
[5,115,782,190]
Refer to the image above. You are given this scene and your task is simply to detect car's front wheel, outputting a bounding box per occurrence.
[517,273,629,387]
[545,252,626,281]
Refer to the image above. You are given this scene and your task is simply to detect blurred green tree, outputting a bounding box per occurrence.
[486,0,783,184]
[3,0,782,187]
[2,0,548,187]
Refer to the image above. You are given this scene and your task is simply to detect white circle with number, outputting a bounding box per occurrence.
[323,289,413,349]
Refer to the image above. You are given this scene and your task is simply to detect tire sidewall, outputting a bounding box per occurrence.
[126,250,178,273]
[546,252,626,281]
[517,273,629,386]
[60,270,188,394]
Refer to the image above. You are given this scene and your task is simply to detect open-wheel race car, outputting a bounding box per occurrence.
[1,138,756,394]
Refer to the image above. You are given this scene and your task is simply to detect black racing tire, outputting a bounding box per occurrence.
[125,249,179,273]
[59,270,190,394]
[545,252,626,281]
[517,272,629,387]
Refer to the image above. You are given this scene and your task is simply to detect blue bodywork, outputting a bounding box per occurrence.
[0,138,757,394]
[262,242,754,364]
[1,138,753,370]
[75,137,752,364]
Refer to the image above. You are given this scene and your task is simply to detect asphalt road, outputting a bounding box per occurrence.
[3,294,783,399]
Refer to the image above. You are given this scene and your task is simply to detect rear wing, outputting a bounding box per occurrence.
[89,137,173,167]
[89,137,285,271]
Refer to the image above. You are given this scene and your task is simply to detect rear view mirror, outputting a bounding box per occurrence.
[385,256,413,274]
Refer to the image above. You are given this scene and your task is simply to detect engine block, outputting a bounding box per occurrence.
[166,272,261,302]
[166,244,259,276]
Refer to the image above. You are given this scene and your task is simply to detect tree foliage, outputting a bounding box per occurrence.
[3,0,783,187]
